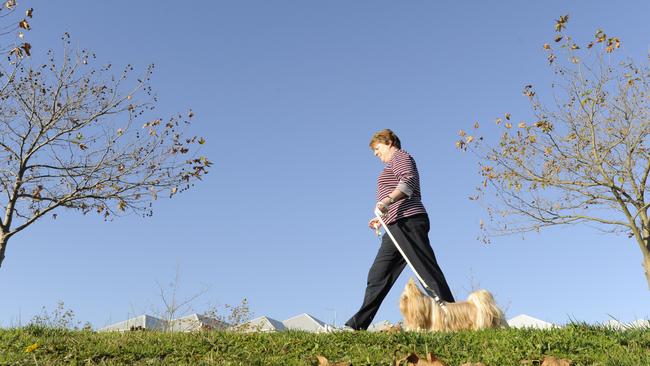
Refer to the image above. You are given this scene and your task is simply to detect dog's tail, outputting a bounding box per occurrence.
[467,290,508,329]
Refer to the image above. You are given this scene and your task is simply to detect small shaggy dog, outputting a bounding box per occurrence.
[399,278,508,331]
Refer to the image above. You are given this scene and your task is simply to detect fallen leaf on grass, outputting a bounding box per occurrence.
[541,356,571,366]
[395,352,446,366]
[316,355,351,366]
[460,363,487,366]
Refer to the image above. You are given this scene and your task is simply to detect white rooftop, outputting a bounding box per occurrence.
[282,313,327,332]
[99,313,227,332]
[604,318,650,330]
[169,314,228,332]
[98,314,167,332]
[100,312,650,333]
[507,314,554,329]
[237,316,286,332]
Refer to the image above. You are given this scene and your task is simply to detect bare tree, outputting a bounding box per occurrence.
[154,263,209,331]
[153,264,252,332]
[0,34,211,268]
[458,15,650,288]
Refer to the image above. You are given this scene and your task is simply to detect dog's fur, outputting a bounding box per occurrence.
[399,278,508,332]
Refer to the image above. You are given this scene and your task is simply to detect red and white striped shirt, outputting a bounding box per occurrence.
[376,149,427,225]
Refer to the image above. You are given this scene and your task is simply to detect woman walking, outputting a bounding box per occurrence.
[345,129,455,331]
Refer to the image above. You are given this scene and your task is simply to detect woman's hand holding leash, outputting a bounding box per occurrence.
[368,217,381,236]
[372,200,391,237]
[376,200,390,215]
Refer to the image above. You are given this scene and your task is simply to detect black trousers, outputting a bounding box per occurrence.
[345,214,454,330]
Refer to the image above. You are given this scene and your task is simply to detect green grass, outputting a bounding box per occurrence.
[1,325,649,365]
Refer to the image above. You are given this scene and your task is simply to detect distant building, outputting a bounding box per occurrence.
[604,319,650,330]
[98,315,167,332]
[603,319,624,330]
[236,316,286,332]
[169,314,229,332]
[99,313,226,332]
[232,313,396,333]
[282,313,327,333]
[507,314,554,329]
[629,319,650,329]
[105,312,615,333]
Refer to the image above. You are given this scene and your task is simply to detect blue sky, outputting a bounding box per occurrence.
[1,0,650,328]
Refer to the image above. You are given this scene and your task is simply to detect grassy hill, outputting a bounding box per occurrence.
[1,324,649,365]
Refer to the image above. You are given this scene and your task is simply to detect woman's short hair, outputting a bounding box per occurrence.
[369,129,401,149]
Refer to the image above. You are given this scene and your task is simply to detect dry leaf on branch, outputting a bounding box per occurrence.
[18,19,30,30]
[547,53,556,64]
[554,14,569,32]
[21,43,31,56]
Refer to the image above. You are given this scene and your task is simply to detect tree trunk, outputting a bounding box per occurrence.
[0,235,6,269]
[643,240,650,291]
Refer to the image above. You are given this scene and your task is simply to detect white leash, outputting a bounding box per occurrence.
[374,208,448,311]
